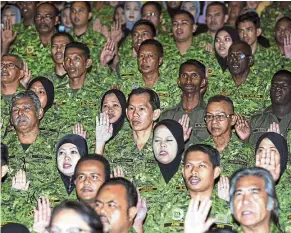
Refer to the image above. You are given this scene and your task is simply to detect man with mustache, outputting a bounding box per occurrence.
[249,70,291,147]
[202,95,254,177]
[74,154,111,208]
[160,59,209,147]
[51,32,74,79]
[1,90,59,227]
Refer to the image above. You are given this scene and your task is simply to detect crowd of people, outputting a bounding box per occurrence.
[1,1,291,233]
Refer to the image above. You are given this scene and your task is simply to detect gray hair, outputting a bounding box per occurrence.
[11,90,41,115]
[229,167,280,229]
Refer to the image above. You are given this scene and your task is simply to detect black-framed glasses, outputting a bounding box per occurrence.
[1,63,22,70]
[204,113,233,122]
[35,14,54,22]
[228,53,251,62]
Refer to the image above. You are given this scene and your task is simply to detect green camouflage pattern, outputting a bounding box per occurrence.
[160,101,209,148]
[92,4,115,27]
[201,133,255,177]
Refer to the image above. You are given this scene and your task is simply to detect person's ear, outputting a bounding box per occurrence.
[224,14,229,23]
[37,108,44,120]
[54,16,59,26]
[153,109,161,121]
[230,114,236,126]
[88,12,93,20]
[2,165,8,178]
[192,24,197,33]
[128,206,137,221]
[158,56,163,66]
[214,166,221,179]
[86,58,93,69]
[182,166,185,178]
[153,36,158,40]
[200,78,207,89]
[248,55,254,67]
[177,78,181,87]
[256,28,262,37]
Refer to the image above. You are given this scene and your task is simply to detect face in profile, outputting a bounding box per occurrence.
[124,2,140,22]
[95,184,136,233]
[233,175,271,229]
[153,125,178,164]
[102,93,122,124]
[49,209,92,233]
[57,143,81,177]
[75,160,106,205]
[29,81,47,109]
[215,30,233,58]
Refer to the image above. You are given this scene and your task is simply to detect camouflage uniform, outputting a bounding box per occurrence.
[92,4,115,27]
[1,130,70,228]
[201,133,255,177]
[160,101,209,148]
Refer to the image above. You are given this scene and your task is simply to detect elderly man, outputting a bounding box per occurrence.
[230,167,281,232]
[1,90,58,228]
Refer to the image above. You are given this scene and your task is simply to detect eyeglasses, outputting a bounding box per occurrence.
[46,227,92,233]
[35,14,53,22]
[204,113,233,122]
[0,63,21,70]
[228,53,251,62]
[142,12,158,18]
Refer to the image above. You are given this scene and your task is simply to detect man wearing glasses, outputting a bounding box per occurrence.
[202,95,254,177]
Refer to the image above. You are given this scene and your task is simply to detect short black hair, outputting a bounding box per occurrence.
[127,87,160,110]
[236,11,261,29]
[138,39,164,57]
[36,2,58,17]
[206,1,227,15]
[183,144,220,168]
[98,177,138,209]
[141,1,162,15]
[273,69,291,83]
[172,9,195,24]
[48,200,103,233]
[71,1,92,13]
[65,42,90,59]
[230,40,252,55]
[207,95,234,113]
[179,59,206,77]
[51,32,74,44]
[1,143,8,166]
[275,16,291,29]
[2,53,24,69]
[132,19,157,37]
[74,154,111,182]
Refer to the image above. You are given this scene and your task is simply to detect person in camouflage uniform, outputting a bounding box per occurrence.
[17,2,38,28]
[1,91,61,228]
[255,132,291,232]
[201,95,254,177]
[160,59,209,148]
[249,70,291,154]
[156,144,235,232]
[229,167,282,233]
[273,16,291,58]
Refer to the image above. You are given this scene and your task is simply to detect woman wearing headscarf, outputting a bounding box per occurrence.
[255,132,288,184]
[27,76,54,114]
[56,134,88,195]
[2,4,21,25]
[214,26,240,72]
[124,1,142,31]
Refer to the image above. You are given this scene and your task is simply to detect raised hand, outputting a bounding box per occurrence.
[12,169,30,191]
[178,114,192,142]
[256,147,280,182]
[283,34,291,58]
[72,123,87,139]
[1,20,17,54]
[133,188,147,233]
[101,25,110,40]
[20,62,31,88]
[93,18,102,33]
[218,176,230,202]
[33,197,51,233]
[234,114,251,141]
[113,166,125,178]
[100,40,116,67]
[267,122,281,134]
[110,21,122,45]
[96,112,113,143]
[184,196,215,233]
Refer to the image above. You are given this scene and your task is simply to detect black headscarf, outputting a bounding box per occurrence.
[56,134,88,194]
[100,89,126,141]
[153,119,185,184]
[27,76,55,113]
[214,26,240,72]
[1,223,30,233]
[255,132,288,182]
